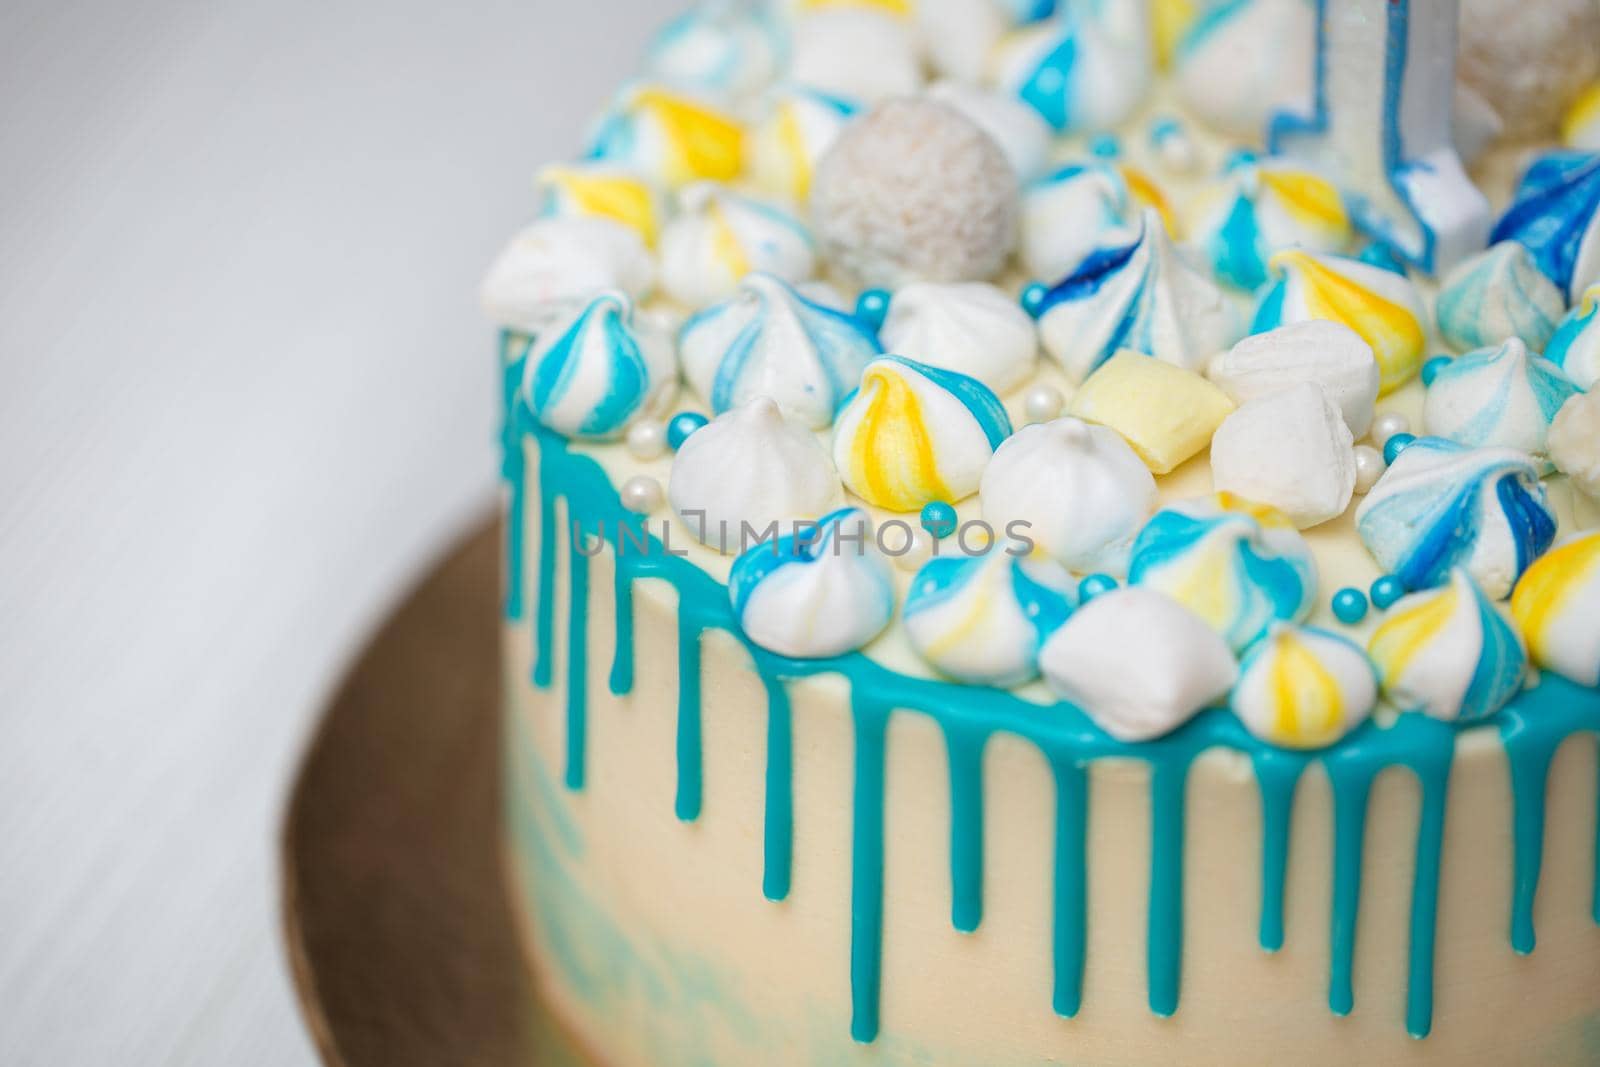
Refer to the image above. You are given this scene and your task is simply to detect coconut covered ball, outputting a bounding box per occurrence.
[1458,0,1600,140]
[809,97,1019,288]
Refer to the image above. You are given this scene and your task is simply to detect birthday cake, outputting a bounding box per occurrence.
[484,1,1600,1063]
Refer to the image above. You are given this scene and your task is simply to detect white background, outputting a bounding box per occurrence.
[0,1,656,1062]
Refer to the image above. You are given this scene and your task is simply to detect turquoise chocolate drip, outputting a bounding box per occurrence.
[496,336,1600,1046]
[566,532,590,789]
[500,332,535,621]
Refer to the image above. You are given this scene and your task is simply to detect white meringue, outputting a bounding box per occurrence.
[668,397,845,554]
[1422,338,1583,458]
[679,272,882,430]
[728,507,896,659]
[520,291,677,440]
[1020,162,1134,282]
[480,218,655,333]
[1034,208,1241,384]
[1205,320,1380,439]
[916,0,1009,83]
[832,356,1013,511]
[1232,625,1376,750]
[979,418,1157,575]
[1549,392,1600,501]
[1039,587,1239,742]
[1210,383,1357,530]
[659,183,817,309]
[878,282,1039,395]
[1434,242,1567,355]
[925,80,1052,182]
[644,2,786,101]
[903,545,1079,686]
[1171,0,1314,140]
[790,8,923,103]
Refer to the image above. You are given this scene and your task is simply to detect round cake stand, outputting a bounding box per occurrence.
[281,516,588,1067]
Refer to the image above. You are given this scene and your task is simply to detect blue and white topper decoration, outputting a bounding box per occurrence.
[1268,0,1489,274]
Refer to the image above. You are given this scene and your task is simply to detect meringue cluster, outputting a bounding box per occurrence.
[482,0,1600,753]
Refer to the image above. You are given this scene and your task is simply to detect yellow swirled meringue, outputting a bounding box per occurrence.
[832,356,1013,511]
[748,85,861,203]
[1232,625,1377,750]
[1030,208,1241,384]
[480,218,655,334]
[1251,249,1428,395]
[878,281,1039,395]
[979,417,1157,575]
[535,162,666,247]
[1511,531,1600,687]
[1368,569,1528,723]
[585,84,745,188]
[660,183,817,309]
[680,272,882,429]
[1182,156,1352,291]
[1564,82,1600,150]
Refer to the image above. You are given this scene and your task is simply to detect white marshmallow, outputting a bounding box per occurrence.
[1210,383,1357,529]
[1206,321,1380,439]
[1550,391,1600,502]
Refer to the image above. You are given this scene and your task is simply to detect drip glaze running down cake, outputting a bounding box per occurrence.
[483,1,1600,1063]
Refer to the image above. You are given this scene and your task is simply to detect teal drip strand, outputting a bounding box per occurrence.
[676,617,704,822]
[494,391,1600,1047]
[1051,757,1088,1018]
[947,724,987,934]
[762,677,793,903]
[565,540,589,790]
[1254,751,1309,952]
[1147,760,1189,1017]
[609,559,634,696]
[850,699,890,1044]
[500,334,533,621]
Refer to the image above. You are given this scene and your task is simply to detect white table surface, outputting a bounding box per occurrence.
[0,1,657,1062]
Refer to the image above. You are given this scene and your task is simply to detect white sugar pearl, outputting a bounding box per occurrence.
[1023,384,1065,423]
[1353,444,1387,495]
[1155,133,1199,175]
[626,420,668,461]
[1370,412,1411,448]
[890,526,935,572]
[620,475,664,514]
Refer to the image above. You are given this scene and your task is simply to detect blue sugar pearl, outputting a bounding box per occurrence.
[1421,355,1452,387]
[1088,133,1121,158]
[1384,432,1417,466]
[666,412,709,450]
[920,501,958,540]
[1371,575,1406,611]
[1020,283,1049,319]
[855,288,892,331]
[1078,574,1118,603]
[1331,588,1369,625]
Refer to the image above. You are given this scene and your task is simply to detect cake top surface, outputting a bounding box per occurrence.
[484,0,1600,751]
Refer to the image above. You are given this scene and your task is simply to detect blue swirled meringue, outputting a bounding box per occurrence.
[990,3,1152,133]
[748,84,860,204]
[1032,208,1241,384]
[584,84,746,189]
[660,183,817,309]
[1546,282,1600,390]
[878,282,1039,395]
[728,506,896,658]
[979,417,1156,575]
[1128,494,1319,653]
[903,544,1078,686]
[679,272,881,429]
[1020,162,1135,281]
[534,162,666,248]
[1434,242,1567,354]
[669,396,844,553]
[480,218,655,333]
[832,355,1013,511]
[1040,586,1239,742]
[1368,569,1528,723]
[1489,150,1600,302]
[1171,0,1314,140]
[1422,338,1583,458]
[520,291,678,440]
[644,2,788,101]
[1182,156,1353,291]
[1232,624,1377,750]
[1355,437,1558,600]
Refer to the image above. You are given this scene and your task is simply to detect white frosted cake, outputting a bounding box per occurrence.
[483,1,1600,1063]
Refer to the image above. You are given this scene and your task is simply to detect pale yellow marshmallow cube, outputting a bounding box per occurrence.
[1069,351,1236,474]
